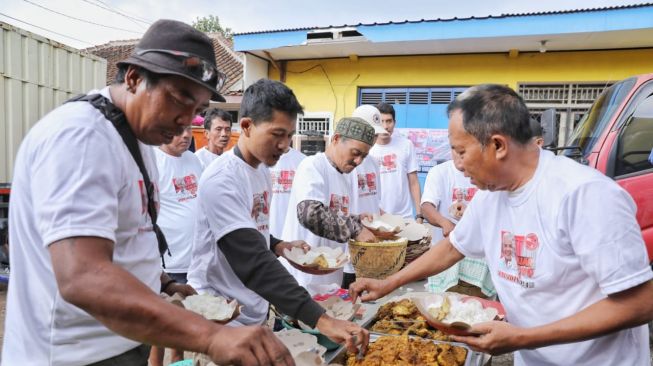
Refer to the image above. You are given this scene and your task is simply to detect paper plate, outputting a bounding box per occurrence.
[284,247,348,275]
[413,293,504,336]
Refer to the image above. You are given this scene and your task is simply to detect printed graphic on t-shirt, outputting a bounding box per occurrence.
[356,173,378,197]
[498,230,540,288]
[448,187,477,220]
[172,174,198,202]
[329,194,349,216]
[379,154,397,173]
[270,170,295,194]
[251,191,270,231]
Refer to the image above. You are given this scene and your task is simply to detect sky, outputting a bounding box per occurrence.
[0,0,647,49]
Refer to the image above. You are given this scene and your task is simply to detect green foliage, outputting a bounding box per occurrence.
[192,15,232,38]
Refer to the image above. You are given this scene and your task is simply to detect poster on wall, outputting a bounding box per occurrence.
[396,128,452,173]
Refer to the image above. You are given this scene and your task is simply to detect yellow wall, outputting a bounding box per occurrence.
[269,49,653,121]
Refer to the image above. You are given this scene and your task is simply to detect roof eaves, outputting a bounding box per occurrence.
[233,2,653,35]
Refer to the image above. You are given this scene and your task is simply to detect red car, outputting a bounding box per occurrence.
[545,73,653,265]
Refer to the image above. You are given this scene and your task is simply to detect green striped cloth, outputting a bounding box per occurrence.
[426,257,496,298]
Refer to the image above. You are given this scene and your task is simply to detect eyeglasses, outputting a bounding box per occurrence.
[136,48,226,91]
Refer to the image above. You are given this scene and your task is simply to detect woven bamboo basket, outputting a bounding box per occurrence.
[402,235,431,268]
[348,238,407,279]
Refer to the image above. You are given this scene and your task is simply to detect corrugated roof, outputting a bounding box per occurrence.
[234,3,653,35]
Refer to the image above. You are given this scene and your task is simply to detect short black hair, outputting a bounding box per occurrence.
[113,63,162,88]
[376,102,396,121]
[203,108,233,130]
[239,79,303,125]
[529,118,544,137]
[447,84,532,146]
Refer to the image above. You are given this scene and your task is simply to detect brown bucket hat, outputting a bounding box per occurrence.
[118,19,226,102]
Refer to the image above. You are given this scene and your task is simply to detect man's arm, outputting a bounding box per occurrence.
[219,229,326,327]
[49,236,293,365]
[453,280,653,355]
[350,237,464,302]
[407,172,422,220]
[219,229,369,352]
[296,200,374,242]
[421,202,455,237]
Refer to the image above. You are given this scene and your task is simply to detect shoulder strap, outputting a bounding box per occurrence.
[67,94,170,267]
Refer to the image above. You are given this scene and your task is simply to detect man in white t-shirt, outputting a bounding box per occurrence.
[269,146,307,238]
[187,79,369,353]
[281,117,377,289]
[421,155,495,298]
[351,84,653,366]
[2,20,293,366]
[339,105,386,288]
[150,125,203,366]
[369,103,422,220]
[155,125,203,284]
[195,108,233,170]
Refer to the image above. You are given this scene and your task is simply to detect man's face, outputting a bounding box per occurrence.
[205,118,232,153]
[332,135,371,173]
[128,72,211,146]
[162,125,192,157]
[380,112,395,137]
[448,109,501,191]
[246,110,295,167]
[502,235,514,259]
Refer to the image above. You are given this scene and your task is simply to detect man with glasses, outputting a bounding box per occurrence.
[2,19,293,366]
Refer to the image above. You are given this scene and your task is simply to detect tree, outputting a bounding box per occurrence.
[192,15,232,39]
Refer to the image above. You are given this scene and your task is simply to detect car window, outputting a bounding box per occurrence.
[615,95,653,177]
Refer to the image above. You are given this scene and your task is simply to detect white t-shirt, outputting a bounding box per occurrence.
[369,133,418,218]
[269,148,306,238]
[421,160,494,297]
[3,88,161,366]
[187,150,271,326]
[347,155,382,273]
[450,149,652,366]
[194,146,221,170]
[281,153,351,287]
[421,160,479,243]
[349,156,382,216]
[154,149,203,273]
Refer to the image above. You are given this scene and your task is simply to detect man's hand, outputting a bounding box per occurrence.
[441,220,456,237]
[165,283,197,298]
[316,315,369,354]
[349,277,392,303]
[275,240,311,257]
[206,325,295,366]
[355,227,376,243]
[450,321,524,355]
[359,213,374,223]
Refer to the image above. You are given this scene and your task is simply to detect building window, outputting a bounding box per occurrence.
[519,82,612,146]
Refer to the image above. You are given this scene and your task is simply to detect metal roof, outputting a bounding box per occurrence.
[234,3,653,35]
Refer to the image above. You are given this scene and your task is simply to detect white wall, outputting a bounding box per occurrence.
[243,53,268,89]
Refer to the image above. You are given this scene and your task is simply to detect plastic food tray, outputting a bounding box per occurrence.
[325,333,483,366]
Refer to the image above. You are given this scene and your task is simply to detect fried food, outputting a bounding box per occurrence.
[312,254,329,269]
[371,299,449,341]
[345,335,467,366]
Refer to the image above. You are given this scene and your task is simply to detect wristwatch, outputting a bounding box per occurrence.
[415,214,424,220]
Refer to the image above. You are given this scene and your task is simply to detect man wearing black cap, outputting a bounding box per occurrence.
[2,19,293,366]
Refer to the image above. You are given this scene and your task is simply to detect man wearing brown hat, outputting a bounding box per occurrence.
[2,19,293,366]
[281,117,377,288]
